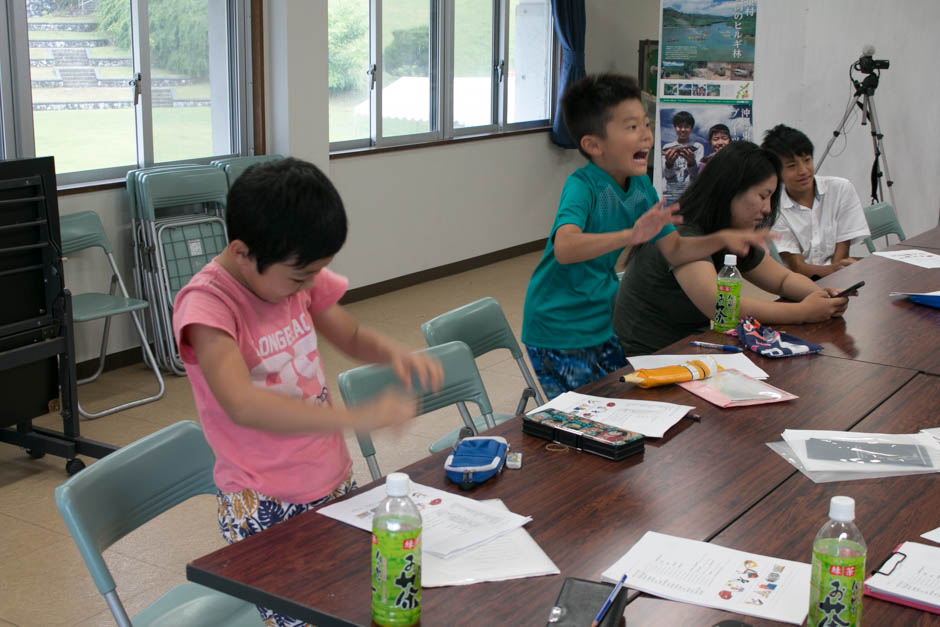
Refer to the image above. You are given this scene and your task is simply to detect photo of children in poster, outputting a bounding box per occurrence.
[659,102,752,205]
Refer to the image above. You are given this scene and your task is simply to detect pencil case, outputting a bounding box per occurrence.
[522,409,644,461]
[443,436,508,489]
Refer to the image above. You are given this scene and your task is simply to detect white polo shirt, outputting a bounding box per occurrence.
[771,175,871,265]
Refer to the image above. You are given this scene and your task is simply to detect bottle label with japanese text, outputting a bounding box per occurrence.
[712,279,741,333]
[809,539,865,627]
[371,527,421,627]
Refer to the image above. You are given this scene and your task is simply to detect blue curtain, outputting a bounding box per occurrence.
[550,0,586,149]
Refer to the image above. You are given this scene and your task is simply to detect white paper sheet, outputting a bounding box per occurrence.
[423,499,559,587]
[873,249,940,268]
[922,526,940,544]
[317,482,531,558]
[529,391,695,438]
[601,531,811,625]
[628,353,769,380]
[865,541,940,611]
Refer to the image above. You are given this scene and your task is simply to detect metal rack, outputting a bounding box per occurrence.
[0,157,116,475]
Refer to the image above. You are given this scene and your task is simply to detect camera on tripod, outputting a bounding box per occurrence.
[854,46,889,74]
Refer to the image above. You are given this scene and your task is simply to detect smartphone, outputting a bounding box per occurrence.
[834,280,865,298]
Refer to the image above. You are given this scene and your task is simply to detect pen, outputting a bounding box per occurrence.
[689,340,742,352]
[591,573,627,627]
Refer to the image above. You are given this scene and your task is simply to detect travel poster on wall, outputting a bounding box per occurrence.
[660,0,756,83]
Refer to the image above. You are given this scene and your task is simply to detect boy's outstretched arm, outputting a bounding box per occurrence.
[185,323,416,433]
[655,227,776,267]
[553,201,682,265]
[313,304,443,393]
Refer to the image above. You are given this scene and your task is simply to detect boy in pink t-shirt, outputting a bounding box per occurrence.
[173,158,441,627]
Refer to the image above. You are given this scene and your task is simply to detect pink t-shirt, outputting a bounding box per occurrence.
[173,260,352,503]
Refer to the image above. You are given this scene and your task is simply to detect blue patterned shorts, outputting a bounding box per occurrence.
[525,336,627,401]
[217,474,356,627]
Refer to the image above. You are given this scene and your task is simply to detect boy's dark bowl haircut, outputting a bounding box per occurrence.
[761,124,814,160]
[226,157,348,273]
[562,73,642,160]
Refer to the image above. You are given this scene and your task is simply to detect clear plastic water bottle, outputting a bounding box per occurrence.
[808,496,866,627]
[371,472,422,627]
[712,254,742,333]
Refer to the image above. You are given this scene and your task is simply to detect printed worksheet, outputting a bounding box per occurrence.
[529,391,694,438]
[865,541,940,612]
[873,249,940,268]
[317,482,531,558]
[602,531,811,625]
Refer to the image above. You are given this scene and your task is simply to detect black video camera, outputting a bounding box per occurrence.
[856,54,889,74]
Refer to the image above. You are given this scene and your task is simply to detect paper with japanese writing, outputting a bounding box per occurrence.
[864,541,940,611]
[529,391,694,438]
[873,249,940,268]
[602,530,810,624]
[317,482,531,558]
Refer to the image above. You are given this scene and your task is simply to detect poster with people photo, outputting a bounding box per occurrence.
[659,102,753,205]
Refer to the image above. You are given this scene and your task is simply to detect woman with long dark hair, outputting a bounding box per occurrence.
[613,141,851,355]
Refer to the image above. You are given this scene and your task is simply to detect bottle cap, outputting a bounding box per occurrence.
[723,254,737,266]
[829,495,855,521]
[386,472,410,497]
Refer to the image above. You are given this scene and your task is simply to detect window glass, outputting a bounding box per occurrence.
[453,0,494,129]
[382,0,433,138]
[507,0,552,124]
[27,0,136,173]
[148,0,231,162]
[328,0,370,143]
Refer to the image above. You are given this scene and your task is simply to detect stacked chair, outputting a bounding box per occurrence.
[126,166,229,375]
[211,154,283,187]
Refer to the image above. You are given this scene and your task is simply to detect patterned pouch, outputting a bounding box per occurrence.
[731,316,823,358]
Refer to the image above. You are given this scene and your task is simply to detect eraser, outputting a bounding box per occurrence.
[506,451,522,469]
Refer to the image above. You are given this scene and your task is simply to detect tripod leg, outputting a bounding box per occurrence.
[864,95,899,212]
[816,93,861,172]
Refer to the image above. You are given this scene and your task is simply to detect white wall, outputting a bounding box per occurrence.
[755,0,940,239]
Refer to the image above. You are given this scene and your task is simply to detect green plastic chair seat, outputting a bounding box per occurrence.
[768,239,784,264]
[61,211,112,254]
[71,293,149,323]
[210,154,284,186]
[132,583,259,627]
[338,341,495,480]
[863,202,906,253]
[429,411,516,454]
[55,421,261,626]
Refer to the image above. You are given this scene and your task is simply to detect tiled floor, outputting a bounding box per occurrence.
[0,250,775,626]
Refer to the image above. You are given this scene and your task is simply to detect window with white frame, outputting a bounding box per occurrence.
[0,0,252,185]
[328,0,554,151]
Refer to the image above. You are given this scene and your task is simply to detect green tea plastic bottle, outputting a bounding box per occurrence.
[371,472,422,627]
[712,254,742,333]
[808,496,866,627]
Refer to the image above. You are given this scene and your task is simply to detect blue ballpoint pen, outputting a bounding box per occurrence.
[591,573,627,627]
[689,340,742,352]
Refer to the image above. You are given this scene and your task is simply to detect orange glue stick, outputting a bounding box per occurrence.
[620,357,721,388]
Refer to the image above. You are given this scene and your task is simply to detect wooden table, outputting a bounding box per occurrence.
[621,374,940,626]
[777,249,940,375]
[899,226,940,250]
[187,355,915,626]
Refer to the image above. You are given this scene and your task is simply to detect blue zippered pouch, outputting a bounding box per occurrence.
[444,436,508,489]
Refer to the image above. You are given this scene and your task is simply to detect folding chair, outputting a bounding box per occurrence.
[128,166,229,375]
[59,211,165,419]
[55,421,261,627]
[421,297,546,451]
[210,154,284,187]
[863,201,906,253]
[337,341,495,481]
[767,239,785,265]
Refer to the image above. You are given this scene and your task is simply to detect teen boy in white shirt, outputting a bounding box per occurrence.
[762,124,870,279]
